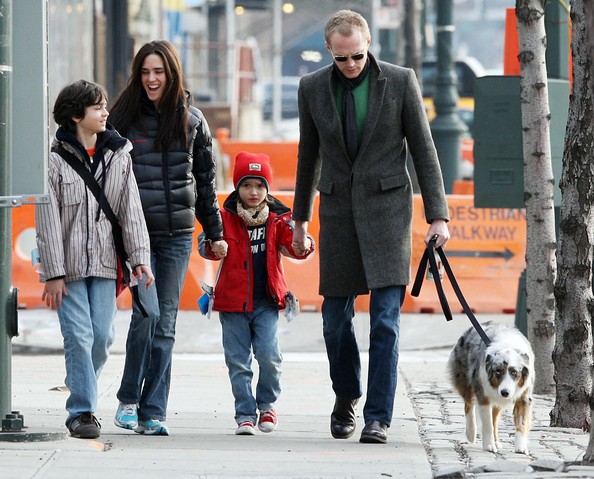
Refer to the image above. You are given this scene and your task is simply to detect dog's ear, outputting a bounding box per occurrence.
[522,365,530,380]
[485,354,493,375]
[521,352,530,363]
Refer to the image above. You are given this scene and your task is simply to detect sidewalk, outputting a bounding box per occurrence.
[2,310,592,478]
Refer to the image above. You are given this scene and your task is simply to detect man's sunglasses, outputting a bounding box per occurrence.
[333,52,365,62]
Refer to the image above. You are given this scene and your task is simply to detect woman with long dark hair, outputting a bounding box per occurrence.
[109,40,227,435]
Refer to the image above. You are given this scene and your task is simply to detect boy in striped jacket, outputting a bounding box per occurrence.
[35,80,153,440]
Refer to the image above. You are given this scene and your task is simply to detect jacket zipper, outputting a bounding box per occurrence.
[243,228,252,312]
[162,150,173,235]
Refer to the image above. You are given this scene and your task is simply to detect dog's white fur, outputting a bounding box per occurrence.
[447,322,534,454]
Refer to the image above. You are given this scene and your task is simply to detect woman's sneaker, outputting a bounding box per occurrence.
[114,402,138,430]
[68,413,101,439]
[135,419,169,436]
[235,420,256,435]
[258,410,277,433]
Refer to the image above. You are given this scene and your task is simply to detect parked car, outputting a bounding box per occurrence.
[257,76,300,140]
[260,77,300,121]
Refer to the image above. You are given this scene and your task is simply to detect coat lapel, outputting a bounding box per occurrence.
[324,71,352,163]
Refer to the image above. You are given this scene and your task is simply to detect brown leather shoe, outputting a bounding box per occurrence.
[359,420,388,444]
[330,397,358,439]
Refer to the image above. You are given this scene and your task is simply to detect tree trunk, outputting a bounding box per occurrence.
[581,0,594,460]
[554,0,594,441]
[516,0,557,395]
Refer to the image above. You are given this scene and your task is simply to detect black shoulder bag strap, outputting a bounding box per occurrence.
[55,145,148,317]
[411,236,491,346]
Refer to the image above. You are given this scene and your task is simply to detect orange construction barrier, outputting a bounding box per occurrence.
[504,8,521,76]
[452,179,474,195]
[12,194,526,314]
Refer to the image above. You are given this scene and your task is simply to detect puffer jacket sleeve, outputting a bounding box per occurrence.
[190,107,223,241]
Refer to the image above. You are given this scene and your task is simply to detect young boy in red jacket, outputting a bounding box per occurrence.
[199,151,314,435]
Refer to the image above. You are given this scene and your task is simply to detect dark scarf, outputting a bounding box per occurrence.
[333,59,370,160]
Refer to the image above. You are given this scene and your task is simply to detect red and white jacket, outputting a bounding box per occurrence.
[198,191,314,312]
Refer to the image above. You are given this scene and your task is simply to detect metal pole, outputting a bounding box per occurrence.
[271,0,282,137]
[370,0,381,58]
[430,0,467,193]
[0,0,13,421]
[226,0,237,137]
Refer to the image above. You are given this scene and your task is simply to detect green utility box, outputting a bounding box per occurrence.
[473,76,570,335]
[473,76,569,208]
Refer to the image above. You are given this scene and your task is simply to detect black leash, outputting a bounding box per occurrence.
[411,236,492,346]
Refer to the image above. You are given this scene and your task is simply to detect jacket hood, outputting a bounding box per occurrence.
[54,123,128,158]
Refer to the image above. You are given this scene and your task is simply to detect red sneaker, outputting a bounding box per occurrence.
[258,410,277,433]
[236,420,255,435]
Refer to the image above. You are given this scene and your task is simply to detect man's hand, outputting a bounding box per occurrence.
[292,220,310,256]
[425,219,450,248]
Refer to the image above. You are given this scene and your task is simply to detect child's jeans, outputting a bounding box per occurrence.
[220,303,282,424]
[57,277,116,426]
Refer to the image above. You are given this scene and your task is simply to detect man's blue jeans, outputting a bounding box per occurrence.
[219,303,282,425]
[117,234,193,421]
[57,277,116,426]
[321,285,405,427]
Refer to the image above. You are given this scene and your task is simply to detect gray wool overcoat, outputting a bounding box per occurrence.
[293,54,450,296]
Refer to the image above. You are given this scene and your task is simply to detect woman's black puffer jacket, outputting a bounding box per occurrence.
[124,97,223,240]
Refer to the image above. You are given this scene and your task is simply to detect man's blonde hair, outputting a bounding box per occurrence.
[324,9,371,43]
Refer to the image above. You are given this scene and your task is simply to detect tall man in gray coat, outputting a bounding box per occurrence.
[291,10,450,444]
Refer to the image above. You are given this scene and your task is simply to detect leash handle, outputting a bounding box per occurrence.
[411,236,452,320]
[411,237,492,346]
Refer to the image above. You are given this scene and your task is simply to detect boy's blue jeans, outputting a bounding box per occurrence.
[57,277,116,426]
[220,303,283,425]
[117,233,193,421]
[321,285,405,427]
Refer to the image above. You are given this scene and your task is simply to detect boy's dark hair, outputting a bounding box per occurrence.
[53,80,107,134]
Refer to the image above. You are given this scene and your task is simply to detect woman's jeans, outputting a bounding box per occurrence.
[321,285,405,427]
[57,277,116,426]
[219,303,282,424]
[117,234,193,421]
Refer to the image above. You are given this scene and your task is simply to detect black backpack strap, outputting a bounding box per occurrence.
[55,145,147,317]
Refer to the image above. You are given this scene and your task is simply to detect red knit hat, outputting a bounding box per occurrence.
[233,151,273,191]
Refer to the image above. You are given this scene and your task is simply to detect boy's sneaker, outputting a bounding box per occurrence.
[235,420,256,435]
[258,410,277,433]
[135,419,169,436]
[68,413,101,439]
[114,402,138,430]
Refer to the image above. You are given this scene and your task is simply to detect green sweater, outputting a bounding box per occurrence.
[336,73,370,147]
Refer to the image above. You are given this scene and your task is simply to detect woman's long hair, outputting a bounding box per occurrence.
[109,40,189,150]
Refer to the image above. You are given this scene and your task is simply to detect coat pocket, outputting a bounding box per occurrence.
[379,173,408,191]
[317,178,334,195]
[60,177,83,206]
